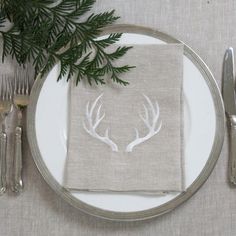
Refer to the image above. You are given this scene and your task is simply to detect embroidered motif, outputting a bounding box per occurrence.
[126,94,162,152]
[83,94,162,153]
[83,94,119,152]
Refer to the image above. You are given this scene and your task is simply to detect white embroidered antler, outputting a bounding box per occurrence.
[83,94,118,152]
[126,94,162,152]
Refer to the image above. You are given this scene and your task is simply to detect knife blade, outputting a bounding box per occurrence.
[223,47,236,186]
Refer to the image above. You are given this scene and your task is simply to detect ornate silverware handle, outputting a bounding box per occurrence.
[12,126,23,193]
[229,115,236,186]
[0,131,7,195]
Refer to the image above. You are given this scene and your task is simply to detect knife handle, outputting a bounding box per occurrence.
[228,115,236,186]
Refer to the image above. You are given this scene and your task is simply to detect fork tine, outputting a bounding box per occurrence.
[20,69,23,95]
[23,74,27,95]
[26,75,29,95]
[14,70,17,95]
[0,77,3,100]
[23,68,30,95]
[3,76,6,101]
[20,69,23,94]
[15,68,21,95]
[1,77,5,100]
[7,77,12,100]
[5,77,8,101]
[13,74,16,95]
[7,78,11,100]
[0,77,2,99]
[6,76,9,100]
[13,67,32,96]
[18,69,22,94]
[0,75,12,101]
[22,69,26,95]
[9,78,13,100]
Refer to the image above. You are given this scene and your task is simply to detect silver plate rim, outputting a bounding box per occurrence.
[27,24,225,222]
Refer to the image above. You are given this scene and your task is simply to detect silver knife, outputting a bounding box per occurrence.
[223,47,236,186]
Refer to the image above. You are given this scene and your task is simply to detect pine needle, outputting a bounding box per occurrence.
[0,0,134,85]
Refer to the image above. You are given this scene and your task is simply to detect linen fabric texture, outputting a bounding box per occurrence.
[64,44,185,193]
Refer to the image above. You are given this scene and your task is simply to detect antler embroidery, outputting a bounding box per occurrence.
[83,94,118,152]
[126,94,162,152]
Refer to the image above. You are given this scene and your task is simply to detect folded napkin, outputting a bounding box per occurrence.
[63,44,185,193]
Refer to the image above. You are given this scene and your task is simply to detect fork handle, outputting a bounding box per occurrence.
[12,126,23,193]
[0,131,7,195]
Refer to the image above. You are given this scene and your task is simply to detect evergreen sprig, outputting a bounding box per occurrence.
[0,0,134,85]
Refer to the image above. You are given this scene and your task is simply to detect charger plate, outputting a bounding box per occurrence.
[27,24,225,221]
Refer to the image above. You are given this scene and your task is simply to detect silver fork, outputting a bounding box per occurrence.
[0,76,13,195]
[12,70,31,193]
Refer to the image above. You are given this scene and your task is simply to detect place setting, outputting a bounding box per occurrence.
[26,25,225,221]
[0,0,227,222]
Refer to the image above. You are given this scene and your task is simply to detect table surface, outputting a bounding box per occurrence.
[0,1,235,235]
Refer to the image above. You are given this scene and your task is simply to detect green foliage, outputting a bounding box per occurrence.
[0,0,134,85]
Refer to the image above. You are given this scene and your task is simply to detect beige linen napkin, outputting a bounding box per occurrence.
[63,44,185,193]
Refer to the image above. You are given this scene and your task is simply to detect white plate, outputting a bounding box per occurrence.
[27,25,224,221]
